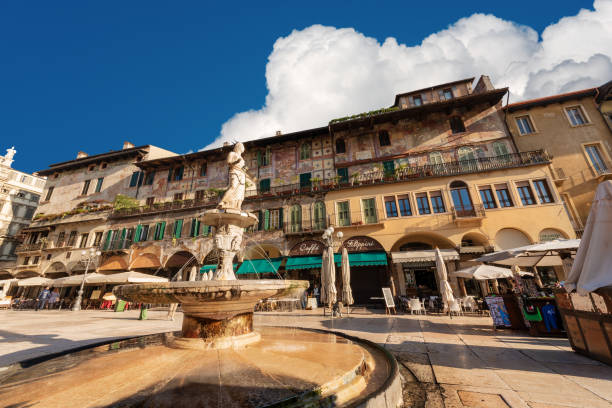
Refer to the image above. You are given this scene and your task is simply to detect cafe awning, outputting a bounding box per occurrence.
[340,252,388,267]
[391,249,459,264]
[459,246,486,254]
[236,258,283,275]
[286,256,323,270]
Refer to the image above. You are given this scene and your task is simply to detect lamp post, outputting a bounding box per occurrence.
[72,247,101,311]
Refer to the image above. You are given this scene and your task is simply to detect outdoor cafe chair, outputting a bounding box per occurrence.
[449,299,463,316]
[409,298,424,315]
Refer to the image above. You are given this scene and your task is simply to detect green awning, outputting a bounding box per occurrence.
[286,256,322,270]
[336,252,388,267]
[236,258,283,275]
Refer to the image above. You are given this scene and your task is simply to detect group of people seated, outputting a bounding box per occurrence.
[398,295,483,315]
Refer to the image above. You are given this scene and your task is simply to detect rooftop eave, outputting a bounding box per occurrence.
[38,146,150,176]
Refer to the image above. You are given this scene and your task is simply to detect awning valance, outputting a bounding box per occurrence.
[286,256,323,270]
[236,258,283,275]
[459,246,485,254]
[341,252,387,267]
[391,249,459,264]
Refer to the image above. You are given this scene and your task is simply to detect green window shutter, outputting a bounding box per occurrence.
[202,224,210,236]
[129,172,139,187]
[189,218,196,237]
[173,220,183,238]
[256,151,262,166]
[195,219,201,236]
[157,221,166,240]
[257,210,263,231]
[104,230,113,250]
[134,225,142,243]
[363,198,377,224]
[383,161,395,176]
[167,169,173,181]
[264,210,270,230]
[278,207,283,228]
[120,228,127,248]
[337,168,348,183]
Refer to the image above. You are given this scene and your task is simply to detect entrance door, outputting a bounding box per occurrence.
[300,173,311,189]
[414,269,438,297]
[350,267,385,304]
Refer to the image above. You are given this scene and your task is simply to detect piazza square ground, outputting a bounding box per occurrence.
[1,308,611,408]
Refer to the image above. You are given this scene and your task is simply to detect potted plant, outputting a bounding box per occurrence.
[351,172,360,186]
[310,177,322,191]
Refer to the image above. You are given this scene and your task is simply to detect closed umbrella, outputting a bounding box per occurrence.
[320,247,337,308]
[566,181,612,294]
[341,247,354,306]
[435,247,455,312]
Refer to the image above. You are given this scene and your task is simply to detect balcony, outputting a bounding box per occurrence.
[595,164,612,182]
[15,242,45,253]
[110,197,218,219]
[101,239,133,252]
[452,204,485,225]
[552,167,568,186]
[244,150,551,199]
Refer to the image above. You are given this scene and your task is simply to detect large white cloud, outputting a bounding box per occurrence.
[206,0,612,148]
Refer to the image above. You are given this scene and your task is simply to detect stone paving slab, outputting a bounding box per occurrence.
[1,309,612,407]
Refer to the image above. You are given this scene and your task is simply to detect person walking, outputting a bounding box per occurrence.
[48,288,60,309]
[35,287,51,311]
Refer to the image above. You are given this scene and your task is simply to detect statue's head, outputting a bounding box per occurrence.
[233,142,245,154]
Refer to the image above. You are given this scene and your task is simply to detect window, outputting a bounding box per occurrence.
[81,180,91,195]
[23,257,29,265]
[566,106,588,126]
[79,233,89,248]
[337,201,350,226]
[270,208,283,230]
[289,205,302,232]
[533,179,554,204]
[429,191,445,213]
[516,115,535,135]
[46,254,51,261]
[45,186,54,201]
[154,222,166,240]
[33,256,40,265]
[56,232,65,247]
[190,218,200,237]
[93,232,103,247]
[397,194,412,216]
[167,168,173,181]
[200,163,207,177]
[313,202,326,230]
[260,178,271,193]
[458,147,475,162]
[195,190,205,201]
[140,225,150,241]
[495,184,514,207]
[429,152,444,165]
[144,171,155,185]
[101,162,107,169]
[378,130,391,146]
[299,143,311,160]
[516,181,536,206]
[450,181,473,213]
[257,148,271,166]
[337,168,349,184]
[146,197,155,206]
[416,193,431,215]
[492,141,509,157]
[584,144,609,174]
[443,88,453,100]
[173,166,184,181]
[299,173,311,189]
[385,196,398,218]
[479,187,497,209]
[335,139,346,154]
[95,177,104,193]
[383,161,394,177]
[67,231,77,246]
[173,193,183,201]
[173,219,183,238]
[88,165,96,171]
[449,116,466,133]
[129,172,140,187]
[413,95,422,106]
[362,198,377,224]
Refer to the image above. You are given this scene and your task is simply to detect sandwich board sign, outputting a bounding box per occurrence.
[382,287,396,314]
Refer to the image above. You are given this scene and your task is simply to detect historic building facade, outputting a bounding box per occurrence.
[505,82,612,235]
[14,76,580,303]
[0,147,45,278]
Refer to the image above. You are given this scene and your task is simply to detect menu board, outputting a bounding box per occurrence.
[485,296,511,327]
[382,287,395,308]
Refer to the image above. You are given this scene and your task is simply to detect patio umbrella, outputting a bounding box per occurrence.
[451,264,514,280]
[476,239,580,267]
[320,247,337,307]
[565,181,612,294]
[341,247,354,306]
[435,247,455,312]
[52,273,106,287]
[17,276,54,287]
[86,271,168,284]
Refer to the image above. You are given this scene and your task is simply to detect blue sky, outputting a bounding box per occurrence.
[0,1,604,173]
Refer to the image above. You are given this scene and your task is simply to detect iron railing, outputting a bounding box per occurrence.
[451,204,485,219]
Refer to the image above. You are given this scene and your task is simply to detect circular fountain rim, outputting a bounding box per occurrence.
[114,279,309,293]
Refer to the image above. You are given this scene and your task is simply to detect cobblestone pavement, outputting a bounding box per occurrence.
[2,308,611,407]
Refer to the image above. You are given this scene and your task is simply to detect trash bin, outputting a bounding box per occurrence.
[139,306,148,320]
[115,300,126,312]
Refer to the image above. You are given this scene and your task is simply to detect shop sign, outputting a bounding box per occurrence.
[343,236,384,252]
[289,240,325,256]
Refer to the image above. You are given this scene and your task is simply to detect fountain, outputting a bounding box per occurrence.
[0,143,402,407]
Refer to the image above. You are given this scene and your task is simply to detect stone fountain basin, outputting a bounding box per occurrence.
[113,280,309,321]
[201,208,258,228]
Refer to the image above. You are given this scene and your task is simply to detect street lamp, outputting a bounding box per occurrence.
[72,247,102,311]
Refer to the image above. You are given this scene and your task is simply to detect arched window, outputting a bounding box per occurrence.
[313,201,326,231]
[450,180,474,216]
[449,116,466,133]
[429,152,444,165]
[299,143,311,160]
[378,130,391,146]
[290,205,302,233]
[335,138,346,154]
[492,141,509,157]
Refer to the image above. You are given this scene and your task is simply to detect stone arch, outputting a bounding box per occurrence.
[98,255,129,272]
[243,244,282,260]
[391,232,456,252]
[461,232,490,247]
[494,228,532,250]
[164,250,198,269]
[539,228,568,242]
[43,261,69,278]
[130,253,162,270]
[0,269,13,279]
[14,270,40,278]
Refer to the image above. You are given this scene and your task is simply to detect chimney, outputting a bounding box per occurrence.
[123,141,135,149]
[223,142,230,147]
[76,151,88,159]
[275,130,282,136]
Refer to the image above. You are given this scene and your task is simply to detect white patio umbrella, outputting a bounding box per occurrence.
[17,276,54,287]
[341,247,354,306]
[566,181,612,294]
[435,247,455,312]
[476,239,580,267]
[451,264,514,280]
[86,271,168,284]
[320,247,337,307]
[52,273,106,287]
